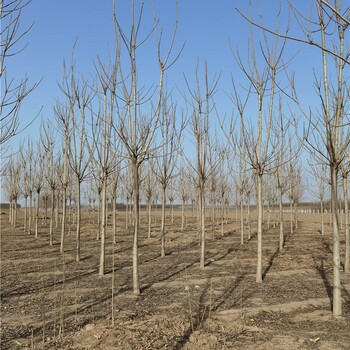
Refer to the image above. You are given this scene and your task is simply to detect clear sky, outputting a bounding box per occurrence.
[2,0,330,202]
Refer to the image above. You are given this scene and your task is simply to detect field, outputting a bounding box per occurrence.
[1,208,350,349]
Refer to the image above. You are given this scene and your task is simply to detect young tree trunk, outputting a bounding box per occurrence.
[132,159,140,295]
[240,195,244,245]
[279,188,284,250]
[49,189,55,246]
[35,190,40,238]
[160,186,166,258]
[294,201,298,229]
[147,197,152,239]
[211,191,215,237]
[60,188,66,253]
[56,192,60,228]
[199,182,206,269]
[76,180,81,262]
[14,198,18,226]
[24,196,28,232]
[181,198,185,232]
[99,176,107,276]
[97,190,101,240]
[247,198,251,240]
[343,175,349,274]
[113,196,117,245]
[320,198,324,236]
[331,166,341,316]
[43,197,48,226]
[28,193,32,235]
[290,200,293,234]
[256,174,263,283]
[171,201,174,225]
[221,198,224,236]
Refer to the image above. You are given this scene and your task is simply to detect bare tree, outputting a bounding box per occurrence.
[3,155,21,226]
[217,147,229,236]
[41,121,59,246]
[32,141,45,238]
[113,0,183,293]
[108,148,122,245]
[288,156,304,233]
[19,138,32,233]
[85,57,117,275]
[232,141,249,245]
[207,137,222,238]
[231,30,286,283]
[54,103,71,253]
[168,184,176,225]
[272,105,291,250]
[57,51,93,261]
[309,161,329,236]
[237,0,349,317]
[179,163,190,232]
[154,93,182,257]
[340,153,350,273]
[0,0,39,147]
[184,62,220,268]
[291,1,349,316]
[144,161,157,239]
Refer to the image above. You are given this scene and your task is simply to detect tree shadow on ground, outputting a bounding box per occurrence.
[172,274,245,350]
[262,249,279,280]
[314,257,333,310]
[140,260,198,293]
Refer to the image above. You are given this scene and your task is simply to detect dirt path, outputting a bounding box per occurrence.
[1,211,349,349]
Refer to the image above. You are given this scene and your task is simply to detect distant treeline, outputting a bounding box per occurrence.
[0,203,21,209]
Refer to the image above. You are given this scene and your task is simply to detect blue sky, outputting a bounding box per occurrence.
[6,0,319,139]
[2,0,329,201]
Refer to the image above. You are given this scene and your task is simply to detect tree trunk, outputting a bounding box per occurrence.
[55,192,60,228]
[279,188,284,250]
[76,180,81,262]
[181,198,185,232]
[160,186,166,258]
[125,197,129,230]
[256,174,263,283]
[35,190,40,238]
[14,198,18,226]
[247,198,251,239]
[171,201,174,225]
[28,193,32,235]
[97,191,101,240]
[9,200,12,224]
[221,197,224,236]
[290,199,293,234]
[24,196,28,232]
[211,190,215,238]
[320,198,324,236]
[99,176,107,275]
[113,195,117,245]
[240,194,244,245]
[132,159,141,295]
[199,182,206,269]
[49,188,55,246]
[343,175,349,274]
[331,166,342,316]
[147,197,152,239]
[294,201,298,229]
[60,188,66,253]
[44,197,47,226]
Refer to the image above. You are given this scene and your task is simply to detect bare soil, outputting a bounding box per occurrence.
[1,209,350,349]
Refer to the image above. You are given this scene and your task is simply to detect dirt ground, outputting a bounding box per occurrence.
[1,208,350,349]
